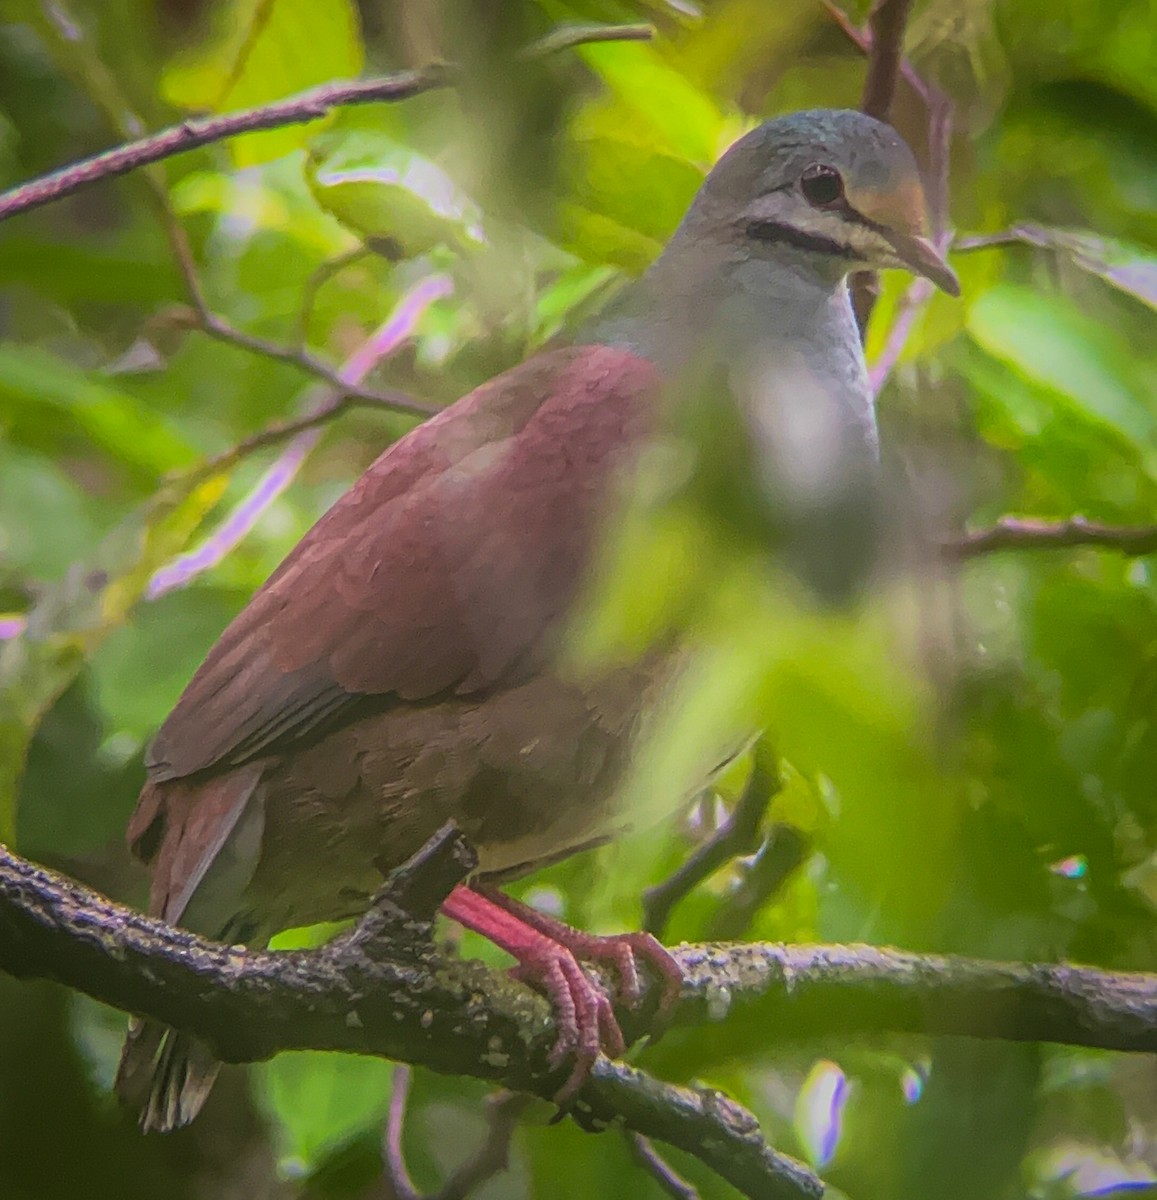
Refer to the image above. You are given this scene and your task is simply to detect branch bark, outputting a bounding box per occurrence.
[0,834,819,1199]
[6,840,1157,1192]
[945,516,1157,560]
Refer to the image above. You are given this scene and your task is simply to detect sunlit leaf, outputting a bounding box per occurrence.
[576,41,729,163]
[306,129,481,257]
[162,0,364,166]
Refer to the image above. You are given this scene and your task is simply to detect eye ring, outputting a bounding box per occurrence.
[800,163,844,208]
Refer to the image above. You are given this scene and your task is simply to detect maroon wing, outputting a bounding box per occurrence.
[145,344,661,784]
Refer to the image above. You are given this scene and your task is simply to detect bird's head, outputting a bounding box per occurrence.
[686,109,959,296]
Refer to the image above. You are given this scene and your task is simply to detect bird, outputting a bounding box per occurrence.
[116,108,959,1132]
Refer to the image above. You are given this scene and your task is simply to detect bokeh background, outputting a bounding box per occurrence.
[4,1,1157,1197]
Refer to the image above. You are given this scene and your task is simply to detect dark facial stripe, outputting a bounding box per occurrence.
[745,219,859,259]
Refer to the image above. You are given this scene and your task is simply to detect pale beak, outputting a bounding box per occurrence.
[884,230,960,296]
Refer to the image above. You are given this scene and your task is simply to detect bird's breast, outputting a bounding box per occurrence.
[244,652,686,927]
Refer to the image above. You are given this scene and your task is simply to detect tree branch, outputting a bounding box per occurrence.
[166,302,438,419]
[0,833,819,1199]
[7,841,1157,1192]
[704,823,810,942]
[0,22,651,227]
[0,69,444,225]
[8,840,1157,1059]
[0,70,446,224]
[824,0,920,335]
[944,516,1157,560]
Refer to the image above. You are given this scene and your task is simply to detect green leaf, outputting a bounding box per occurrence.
[306,129,481,256]
[163,0,364,167]
[89,587,242,741]
[0,474,227,844]
[576,41,729,163]
[966,284,1157,454]
[556,135,704,268]
[257,1051,394,1173]
[0,448,110,579]
[0,345,196,484]
[968,225,1157,311]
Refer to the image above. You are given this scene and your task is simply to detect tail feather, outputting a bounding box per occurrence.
[116,1018,221,1132]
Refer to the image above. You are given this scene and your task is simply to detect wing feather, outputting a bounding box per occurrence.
[145,345,660,783]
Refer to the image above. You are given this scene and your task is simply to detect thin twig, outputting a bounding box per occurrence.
[383,1066,529,1200]
[628,1133,700,1200]
[642,743,779,938]
[520,21,653,58]
[0,22,653,226]
[36,0,437,428]
[945,516,1157,560]
[0,378,418,643]
[171,303,437,418]
[820,0,932,104]
[435,1091,531,1200]
[953,227,1052,253]
[867,274,933,394]
[705,824,811,942]
[39,0,215,323]
[384,1065,422,1200]
[17,507,1154,644]
[842,0,920,334]
[866,225,953,394]
[18,14,648,426]
[148,274,451,598]
[823,0,948,338]
[923,83,955,238]
[295,244,381,350]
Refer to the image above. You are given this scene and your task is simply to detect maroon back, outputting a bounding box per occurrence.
[143,344,662,785]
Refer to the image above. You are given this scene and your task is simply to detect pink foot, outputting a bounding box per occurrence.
[478,887,683,1016]
[439,885,683,1104]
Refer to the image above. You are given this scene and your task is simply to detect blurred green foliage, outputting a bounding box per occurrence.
[4,1,1157,1197]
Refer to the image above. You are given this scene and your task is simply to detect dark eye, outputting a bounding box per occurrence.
[800,163,844,208]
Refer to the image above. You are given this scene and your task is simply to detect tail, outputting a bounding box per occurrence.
[115,1018,221,1132]
[119,767,265,1131]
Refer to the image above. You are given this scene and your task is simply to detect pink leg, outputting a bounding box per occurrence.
[440,885,627,1102]
[475,886,683,1016]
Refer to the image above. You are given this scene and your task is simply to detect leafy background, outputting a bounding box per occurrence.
[3,0,1157,1197]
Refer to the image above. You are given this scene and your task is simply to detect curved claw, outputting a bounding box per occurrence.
[440,885,684,1107]
[484,889,684,1017]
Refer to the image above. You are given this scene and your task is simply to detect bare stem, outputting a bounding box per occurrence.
[628,1133,700,1199]
[642,743,779,938]
[945,516,1157,560]
[383,1065,422,1200]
